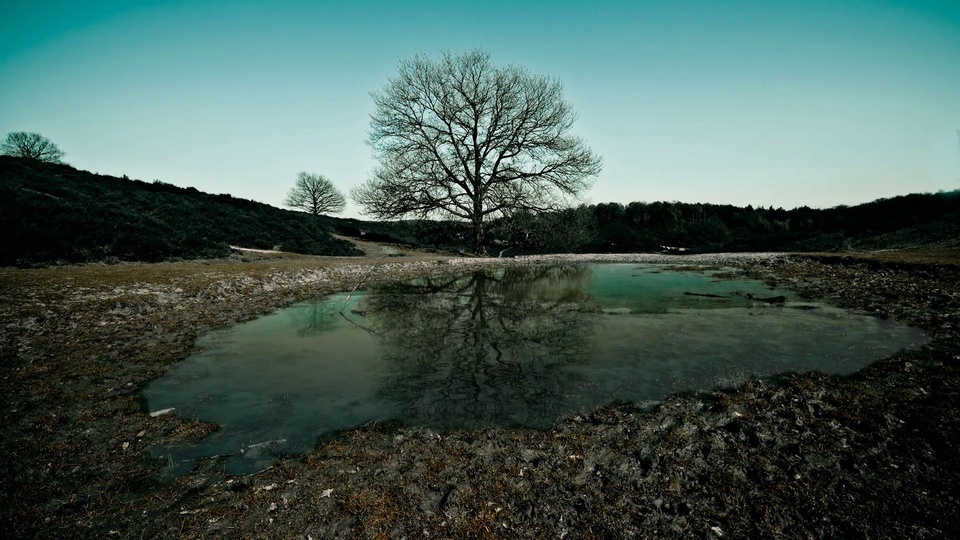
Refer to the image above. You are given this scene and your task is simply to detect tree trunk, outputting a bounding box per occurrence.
[471,217,486,255]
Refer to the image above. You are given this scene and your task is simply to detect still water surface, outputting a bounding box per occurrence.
[145,264,927,476]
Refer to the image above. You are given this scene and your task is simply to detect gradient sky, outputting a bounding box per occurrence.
[2,0,959,218]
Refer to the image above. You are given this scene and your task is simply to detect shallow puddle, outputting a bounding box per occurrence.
[145,264,927,476]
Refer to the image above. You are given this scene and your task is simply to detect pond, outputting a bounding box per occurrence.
[145,263,928,476]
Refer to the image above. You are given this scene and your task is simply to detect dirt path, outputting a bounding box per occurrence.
[1,249,958,538]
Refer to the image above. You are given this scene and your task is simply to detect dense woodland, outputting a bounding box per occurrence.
[1,156,958,267]
[576,192,960,253]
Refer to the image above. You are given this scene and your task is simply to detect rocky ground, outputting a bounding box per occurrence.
[1,246,958,538]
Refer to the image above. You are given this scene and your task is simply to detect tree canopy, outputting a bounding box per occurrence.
[285,172,346,215]
[1,132,65,163]
[353,49,602,253]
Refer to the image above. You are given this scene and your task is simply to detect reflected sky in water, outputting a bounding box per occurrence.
[145,264,927,476]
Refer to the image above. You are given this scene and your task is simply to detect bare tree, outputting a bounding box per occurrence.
[1,132,66,163]
[353,49,602,254]
[285,172,346,215]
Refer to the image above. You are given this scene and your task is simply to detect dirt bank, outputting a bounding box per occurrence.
[1,249,958,538]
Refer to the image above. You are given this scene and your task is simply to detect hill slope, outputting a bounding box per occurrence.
[0,157,362,266]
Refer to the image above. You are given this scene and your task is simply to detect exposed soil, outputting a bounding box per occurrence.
[1,247,958,538]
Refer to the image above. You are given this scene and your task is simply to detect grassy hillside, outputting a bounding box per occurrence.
[0,157,362,266]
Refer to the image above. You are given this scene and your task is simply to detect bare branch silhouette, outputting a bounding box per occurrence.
[1,131,65,163]
[285,172,346,215]
[353,49,602,253]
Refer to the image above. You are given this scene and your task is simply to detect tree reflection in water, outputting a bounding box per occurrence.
[290,301,339,337]
[357,266,601,429]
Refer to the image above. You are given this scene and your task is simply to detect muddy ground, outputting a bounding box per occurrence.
[1,247,958,538]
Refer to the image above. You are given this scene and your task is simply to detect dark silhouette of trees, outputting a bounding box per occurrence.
[491,205,596,255]
[1,132,65,163]
[285,172,346,215]
[353,49,602,254]
[573,191,960,253]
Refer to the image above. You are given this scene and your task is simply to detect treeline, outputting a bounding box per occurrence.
[578,193,960,253]
[375,192,960,255]
[0,157,361,266]
[3,155,957,266]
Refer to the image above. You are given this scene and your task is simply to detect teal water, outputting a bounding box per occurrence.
[145,264,927,476]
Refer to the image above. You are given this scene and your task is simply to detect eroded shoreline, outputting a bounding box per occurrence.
[1,251,958,538]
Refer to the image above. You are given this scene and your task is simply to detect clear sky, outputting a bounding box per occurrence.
[2,0,958,218]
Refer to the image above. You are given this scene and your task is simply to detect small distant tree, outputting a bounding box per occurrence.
[1,132,66,163]
[285,172,346,215]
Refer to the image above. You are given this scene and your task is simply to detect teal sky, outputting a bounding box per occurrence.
[2,0,958,218]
